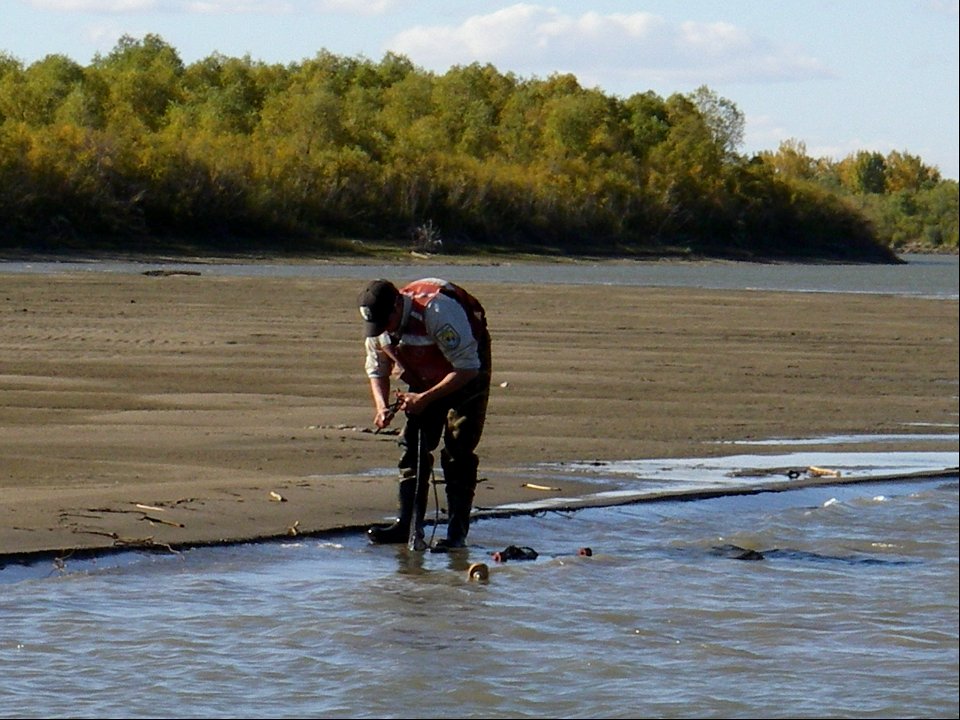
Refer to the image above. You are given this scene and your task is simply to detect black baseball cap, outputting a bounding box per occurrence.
[358,279,399,337]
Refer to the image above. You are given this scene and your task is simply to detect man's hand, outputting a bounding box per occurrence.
[396,391,426,416]
[375,397,403,429]
[398,369,477,417]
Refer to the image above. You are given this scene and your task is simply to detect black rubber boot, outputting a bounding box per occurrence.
[367,476,428,544]
[432,484,475,552]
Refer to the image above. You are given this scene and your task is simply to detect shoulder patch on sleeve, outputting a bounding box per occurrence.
[435,323,461,350]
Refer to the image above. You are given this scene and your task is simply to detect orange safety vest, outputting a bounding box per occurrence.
[386,279,489,389]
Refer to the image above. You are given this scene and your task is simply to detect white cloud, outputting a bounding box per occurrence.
[387,4,832,92]
[921,0,960,16]
[312,0,398,14]
[27,0,394,13]
[83,21,127,44]
[29,0,158,10]
[678,20,751,56]
[182,1,294,13]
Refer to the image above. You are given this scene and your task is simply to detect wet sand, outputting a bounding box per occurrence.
[1,269,957,560]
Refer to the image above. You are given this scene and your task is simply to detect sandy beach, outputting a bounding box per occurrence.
[1,268,957,561]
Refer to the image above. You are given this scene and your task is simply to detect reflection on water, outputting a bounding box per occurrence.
[2,475,957,719]
[719,432,958,445]
[493,450,959,513]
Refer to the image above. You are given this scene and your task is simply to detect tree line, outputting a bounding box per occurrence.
[1,34,956,261]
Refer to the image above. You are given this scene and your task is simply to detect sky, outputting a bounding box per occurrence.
[1,0,957,180]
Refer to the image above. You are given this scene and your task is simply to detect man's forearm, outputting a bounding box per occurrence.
[419,368,479,406]
[369,376,391,410]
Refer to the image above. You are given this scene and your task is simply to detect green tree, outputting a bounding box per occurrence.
[54,66,110,129]
[379,71,444,156]
[645,93,726,241]
[0,52,20,79]
[689,85,744,160]
[94,33,185,132]
[0,53,25,123]
[13,54,84,125]
[496,79,547,162]
[840,151,887,194]
[916,180,959,248]
[884,150,939,192]
[759,139,815,181]
[622,90,670,161]
[432,63,513,158]
[180,53,269,134]
[542,88,625,160]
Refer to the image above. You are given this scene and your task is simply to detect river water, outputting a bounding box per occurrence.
[1,254,957,719]
[2,252,958,299]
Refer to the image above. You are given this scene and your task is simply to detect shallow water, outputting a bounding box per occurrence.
[2,474,957,719]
